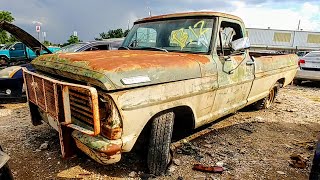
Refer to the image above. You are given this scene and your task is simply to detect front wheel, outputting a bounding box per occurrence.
[147,111,175,176]
[254,82,280,110]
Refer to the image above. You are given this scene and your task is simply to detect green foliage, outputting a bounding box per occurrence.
[95,28,129,40]
[0,11,15,44]
[67,35,80,44]
[43,40,52,46]
[62,35,81,47]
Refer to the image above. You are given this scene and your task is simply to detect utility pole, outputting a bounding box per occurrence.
[147,7,152,17]
[42,32,46,43]
[127,20,130,30]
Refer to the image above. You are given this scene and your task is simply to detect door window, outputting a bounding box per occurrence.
[217,21,243,56]
[13,43,24,50]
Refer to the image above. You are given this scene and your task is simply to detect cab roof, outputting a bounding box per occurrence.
[135,11,243,23]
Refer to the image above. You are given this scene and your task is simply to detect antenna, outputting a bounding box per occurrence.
[147,7,152,17]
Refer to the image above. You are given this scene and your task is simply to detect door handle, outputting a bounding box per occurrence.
[246,61,255,66]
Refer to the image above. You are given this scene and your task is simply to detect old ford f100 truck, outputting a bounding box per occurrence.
[23,12,298,175]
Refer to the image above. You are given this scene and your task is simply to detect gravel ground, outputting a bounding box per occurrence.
[0,83,319,180]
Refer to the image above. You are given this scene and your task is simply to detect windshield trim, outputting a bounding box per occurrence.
[124,16,217,55]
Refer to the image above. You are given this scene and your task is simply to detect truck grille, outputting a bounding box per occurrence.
[23,69,101,136]
[69,88,94,125]
[25,73,58,118]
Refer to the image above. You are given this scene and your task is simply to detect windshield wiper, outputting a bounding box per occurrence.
[135,47,168,53]
[118,46,130,50]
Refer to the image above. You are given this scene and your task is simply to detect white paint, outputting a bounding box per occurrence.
[121,76,151,85]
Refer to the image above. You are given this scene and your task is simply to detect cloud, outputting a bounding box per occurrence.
[227,1,320,31]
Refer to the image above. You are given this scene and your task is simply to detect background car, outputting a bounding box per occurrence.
[56,38,124,53]
[294,51,320,85]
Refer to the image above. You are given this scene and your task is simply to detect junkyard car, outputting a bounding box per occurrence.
[0,21,54,98]
[0,42,60,68]
[294,51,320,85]
[23,12,298,175]
[56,38,124,53]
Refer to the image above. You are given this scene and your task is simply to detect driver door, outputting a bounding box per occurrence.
[211,18,254,118]
[9,42,26,61]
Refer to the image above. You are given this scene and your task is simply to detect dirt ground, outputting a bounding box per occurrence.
[0,83,319,180]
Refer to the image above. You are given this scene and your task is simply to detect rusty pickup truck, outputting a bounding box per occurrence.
[23,12,298,175]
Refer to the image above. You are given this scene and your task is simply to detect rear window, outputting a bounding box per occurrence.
[305,52,320,57]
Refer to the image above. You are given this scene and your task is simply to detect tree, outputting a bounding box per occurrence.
[0,11,15,44]
[43,40,52,46]
[67,35,80,44]
[95,28,129,40]
[62,35,81,47]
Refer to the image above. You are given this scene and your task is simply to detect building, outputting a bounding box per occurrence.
[247,28,320,52]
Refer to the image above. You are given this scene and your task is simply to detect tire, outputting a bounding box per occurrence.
[254,82,280,110]
[147,111,175,176]
[293,79,302,86]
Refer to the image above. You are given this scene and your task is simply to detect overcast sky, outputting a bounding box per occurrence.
[1,0,319,44]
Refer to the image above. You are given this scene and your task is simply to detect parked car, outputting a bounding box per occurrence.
[294,51,320,85]
[56,38,124,53]
[0,145,13,180]
[23,12,298,175]
[0,42,60,68]
[296,51,309,59]
[0,21,55,98]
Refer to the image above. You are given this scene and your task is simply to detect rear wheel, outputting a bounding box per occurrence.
[254,82,279,110]
[293,79,302,86]
[147,111,175,176]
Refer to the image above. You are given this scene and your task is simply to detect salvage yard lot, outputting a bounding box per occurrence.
[0,84,319,180]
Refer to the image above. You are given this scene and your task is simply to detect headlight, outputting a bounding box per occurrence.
[99,95,122,140]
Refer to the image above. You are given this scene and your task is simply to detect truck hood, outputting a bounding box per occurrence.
[0,49,9,56]
[31,50,210,90]
[0,21,52,54]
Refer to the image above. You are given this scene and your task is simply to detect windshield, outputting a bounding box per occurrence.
[56,43,88,53]
[122,18,214,53]
[305,52,320,58]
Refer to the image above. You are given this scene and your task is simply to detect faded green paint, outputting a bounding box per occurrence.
[31,52,205,91]
[72,130,121,153]
[32,55,114,90]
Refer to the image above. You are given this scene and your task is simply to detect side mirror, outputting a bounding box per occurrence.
[9,47,15,51]
[231,37,250,52]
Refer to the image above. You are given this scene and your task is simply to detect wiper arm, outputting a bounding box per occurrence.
[137,47,168,53]
[118,46,130,50]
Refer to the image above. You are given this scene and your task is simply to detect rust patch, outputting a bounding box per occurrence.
[136,11,243,23]
[36,50,210,73]
[102,144,122,156]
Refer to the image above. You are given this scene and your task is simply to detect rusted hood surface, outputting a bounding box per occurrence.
[31,50,209,90]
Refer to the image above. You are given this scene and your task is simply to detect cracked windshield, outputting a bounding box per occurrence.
[122,18,214,53]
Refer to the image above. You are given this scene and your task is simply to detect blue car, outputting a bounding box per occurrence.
[0,21,59,98]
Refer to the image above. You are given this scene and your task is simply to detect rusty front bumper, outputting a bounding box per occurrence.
[72,131,122,165]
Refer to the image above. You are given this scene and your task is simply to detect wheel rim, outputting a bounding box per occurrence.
[266,88,275,108]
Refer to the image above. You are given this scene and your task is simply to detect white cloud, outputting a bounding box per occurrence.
[227,2,320,31]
